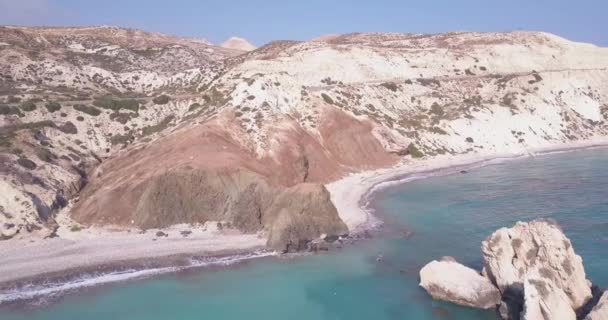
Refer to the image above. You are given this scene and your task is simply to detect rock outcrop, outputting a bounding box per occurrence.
[585,291,608,320]
[419,219,594,320]
[133,169,275,231]
[521,271,577,320]
[266,183,348,252]
[419,257,501,309]
[481,219,591,310]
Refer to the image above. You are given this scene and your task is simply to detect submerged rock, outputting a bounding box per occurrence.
[521,271,576,320]
[585,291,608,320]
[419,257,501,309]
[481,219,592,310]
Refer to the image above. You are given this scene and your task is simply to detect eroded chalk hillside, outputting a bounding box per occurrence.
[1,28,608,250]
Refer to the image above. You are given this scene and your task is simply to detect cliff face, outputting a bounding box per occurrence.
[2,27,608,242]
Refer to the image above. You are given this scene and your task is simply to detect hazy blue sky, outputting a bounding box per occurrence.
[0,0,606,46]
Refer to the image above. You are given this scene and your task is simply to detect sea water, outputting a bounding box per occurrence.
[1,148,607,320]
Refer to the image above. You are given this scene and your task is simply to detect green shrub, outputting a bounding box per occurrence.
[93,97,139,112]
[407,143,424,158]
[17,157,37,169]
[466,137,474,143]
[418,78,441,87]
[45,101,61,113]
[429,127,447,135]
[110,133,134,145]
[528,73,543,84]
[109,112,133,124]
[7,96,21,103]
[0,105,23,116]
[321,93,334,105]
[141,115,174,136]
[380,82,399,92]
[76,116,84,122]
[73,104,101,116]
[19,101,37,112]
[152,95,170,105]
[70,225,83,232]
[429,102,444,116]
[60,121,78,134]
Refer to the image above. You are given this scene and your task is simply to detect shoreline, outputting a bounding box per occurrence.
[0,227,269,291]
[327,139,608,234]
[1,139,608,304]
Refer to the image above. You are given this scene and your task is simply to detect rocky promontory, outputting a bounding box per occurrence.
[419,219,606,320]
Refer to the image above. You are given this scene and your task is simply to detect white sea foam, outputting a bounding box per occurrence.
[0,250,275,305]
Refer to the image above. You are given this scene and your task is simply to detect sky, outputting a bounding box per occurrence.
[0,0,606,47]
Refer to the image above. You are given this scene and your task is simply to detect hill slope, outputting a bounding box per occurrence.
[1,28,608,249]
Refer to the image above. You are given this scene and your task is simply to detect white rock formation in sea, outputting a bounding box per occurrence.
[481,219,592,310]
[521,271,577,320]
[585,291,608,320]
[420,219,596,319]
[419,257,501,309]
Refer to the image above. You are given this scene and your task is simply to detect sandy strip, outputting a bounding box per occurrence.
[0,227,266,287]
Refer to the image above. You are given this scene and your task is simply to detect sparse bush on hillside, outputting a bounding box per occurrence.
[152,95,170,105]
[418,78,441,87]
[380,82,399,92]
[429,102,444,116]
[73,104,101,116]
[429,127,447,135]
[141,115,174,136]
[463,95,482,106]
[59,121,78,134]
[45,101,61,113]
[321,77,339,85]
[76,116,85,122]
[7,96,21,103]
[110,133,134,145]
[93,97,139,112]
[465,69,476,76]
[17,157,37,170]
[501,93,517,110]
[19,101,37,112]
[0,105,23,116]
[321,93,334,105]
[110,112,133,124]
[466,137,474,143]
[528,72,543,84]
[407,143,424,158]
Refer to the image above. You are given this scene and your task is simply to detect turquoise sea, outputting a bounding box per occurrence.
[1,148,607,320]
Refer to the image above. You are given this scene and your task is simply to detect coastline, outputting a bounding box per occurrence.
[326,138,608,234]
[0,226,269,293]
[1,138,608,304]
